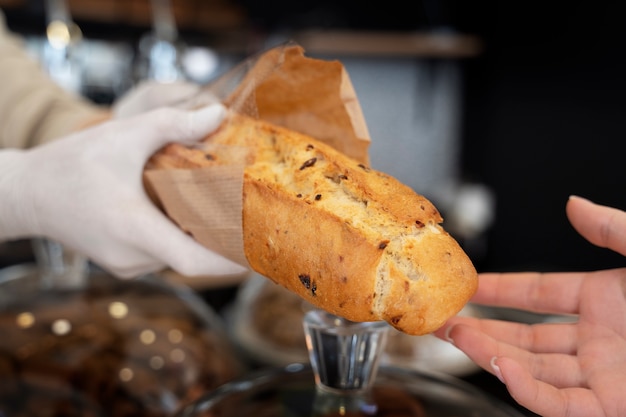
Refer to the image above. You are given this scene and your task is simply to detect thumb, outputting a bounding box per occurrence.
[566,195,626,257]
[131,104,227,157]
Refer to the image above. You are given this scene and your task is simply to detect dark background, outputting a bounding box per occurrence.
[201,0,626,274]
[452,1,626,273]
[239,0,626,273]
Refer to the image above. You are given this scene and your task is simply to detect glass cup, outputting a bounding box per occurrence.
[176,309,526,417]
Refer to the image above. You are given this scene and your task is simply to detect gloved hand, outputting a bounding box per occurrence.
[112,80,197,118]
[0,104,247,279]
[112,80,215,119]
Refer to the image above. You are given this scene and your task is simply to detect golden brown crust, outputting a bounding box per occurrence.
[146,112,477,335]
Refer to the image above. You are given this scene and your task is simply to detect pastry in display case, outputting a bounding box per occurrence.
[0,241,245,417]
[228,273,480,376]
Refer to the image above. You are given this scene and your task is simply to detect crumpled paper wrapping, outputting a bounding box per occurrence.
[144,43,371,269]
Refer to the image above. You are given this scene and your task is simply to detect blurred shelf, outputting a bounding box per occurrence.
[67,0,246,32]
[0,0,248,32]
[291,29,482,58]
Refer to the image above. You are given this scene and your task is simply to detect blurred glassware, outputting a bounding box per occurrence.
[177,308,526,417]
[227,273,480,376]
[0,239,245,417]
[42,0,84,94]
[134,0,224,91]
[181,46,220,84]
[135,0,185,83]
[30,238,87,290]
[79,39,135,104]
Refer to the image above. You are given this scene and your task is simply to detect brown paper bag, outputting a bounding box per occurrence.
[144,43,371,269]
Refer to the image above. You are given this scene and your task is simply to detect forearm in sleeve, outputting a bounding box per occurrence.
[0,11,109,149]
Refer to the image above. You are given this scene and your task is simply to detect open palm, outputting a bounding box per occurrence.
[435,196,626,417]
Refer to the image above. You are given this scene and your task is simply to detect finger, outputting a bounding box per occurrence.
[113,80,201,118]
[129,104,226,156]
[65,239,166,279]
[567,195,626,257]
[173,89,220,110]
[140,81,200,108]
[435,316,578,354]
[472,271,585,315]
[126,202,247,277]
[497,357,603,417]
[163,236,248,278]
[108,259,166,279]
[447,324,583,388]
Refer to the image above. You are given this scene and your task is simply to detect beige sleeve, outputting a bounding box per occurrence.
[0,11,109,149]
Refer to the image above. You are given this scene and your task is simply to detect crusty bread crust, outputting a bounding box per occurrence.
[146,112,477,335]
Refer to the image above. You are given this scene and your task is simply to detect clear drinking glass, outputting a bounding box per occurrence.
[176,308,527,417]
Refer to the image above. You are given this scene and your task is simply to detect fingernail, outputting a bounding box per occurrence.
[444,326,455,344]
[568,194,590,203]
[490,356,505,383]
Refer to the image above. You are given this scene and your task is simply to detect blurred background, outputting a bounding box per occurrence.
[2,0,625,274]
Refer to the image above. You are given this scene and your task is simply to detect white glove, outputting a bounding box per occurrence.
[112,80,197,118]
[112,80,210,119]
[0,104,247,279]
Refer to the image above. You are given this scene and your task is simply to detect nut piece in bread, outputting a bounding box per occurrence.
[145,112,478,335]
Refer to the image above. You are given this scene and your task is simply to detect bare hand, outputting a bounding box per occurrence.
[434,196,626,417]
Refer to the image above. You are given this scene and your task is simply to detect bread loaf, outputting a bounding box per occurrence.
[145,112,478,335]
